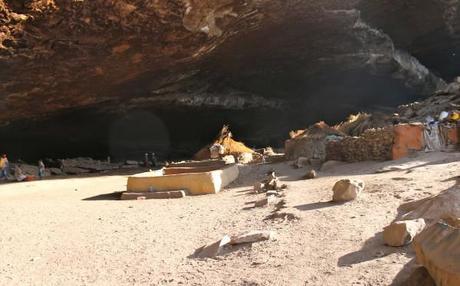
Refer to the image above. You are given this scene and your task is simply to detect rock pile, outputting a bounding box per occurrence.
[326,127,394,162]
[253,171,287,195]
[60,157,120,174]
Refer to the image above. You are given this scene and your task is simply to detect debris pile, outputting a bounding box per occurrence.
[335,112,394,137]
[253,170,287,195]
[326,127,394,162]
[194,125,255,162]
[285,121,344,161]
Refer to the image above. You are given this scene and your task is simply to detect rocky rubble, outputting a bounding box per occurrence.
[326,127,394,162]
[9,157,145,178]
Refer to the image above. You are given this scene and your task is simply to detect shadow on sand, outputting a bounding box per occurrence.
[82,191,123,201]
[337,231,414,267]
[293,200,345,211]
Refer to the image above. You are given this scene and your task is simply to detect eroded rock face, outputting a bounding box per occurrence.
[413,222,460,286]
[0,0,458,160]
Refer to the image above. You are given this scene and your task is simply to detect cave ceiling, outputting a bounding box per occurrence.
[1,0,458,125]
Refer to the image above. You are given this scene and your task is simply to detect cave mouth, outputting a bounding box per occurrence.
[0,5,447,163]
[1,69,422,163]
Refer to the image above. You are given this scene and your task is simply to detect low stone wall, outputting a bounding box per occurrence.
[326,127,394,162]
[285,137,327,161]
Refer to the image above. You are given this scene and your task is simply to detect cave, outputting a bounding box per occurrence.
[0,0,458,162]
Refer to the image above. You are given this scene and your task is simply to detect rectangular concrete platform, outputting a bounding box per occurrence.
[126,161,239,195]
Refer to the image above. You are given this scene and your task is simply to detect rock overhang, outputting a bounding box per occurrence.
[0,0,459,160]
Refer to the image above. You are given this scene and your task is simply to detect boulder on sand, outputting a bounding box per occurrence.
[383,218,426,247]
[332,179,364,202]
[413,222,460,286]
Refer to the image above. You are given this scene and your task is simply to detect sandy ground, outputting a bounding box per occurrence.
[0,151,459,286]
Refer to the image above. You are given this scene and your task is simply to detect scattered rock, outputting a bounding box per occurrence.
[383,219,426,247]
[237,152,253,164]
[49,168,63,175]
[413,222,460,286]
[60,157,119,172]
[253,182,265,193]
[230,230,276,245]
[222,155,236,164]
[264,212,300,222]
[196,235,231,258]
[266,190,280,197]
[332,179,365,202]
[62,167,91,175]
[195,230,276,258]
[254,196,278,208]
[302,169,317,180]
[254,171,281,193]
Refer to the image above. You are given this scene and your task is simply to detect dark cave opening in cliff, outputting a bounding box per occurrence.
[1,68,421,163]
[1,4,453,162]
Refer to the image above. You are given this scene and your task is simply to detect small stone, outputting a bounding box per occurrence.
[332,179,365,202]
[237,152,253,164]
[383,219,426,247]
[222,155,236,164]
[303,170,317,180]
[254,196,278,208]
[266,190,279,197]
[196,235,231,258]
[229,230,276,245]
[253,182,264,193]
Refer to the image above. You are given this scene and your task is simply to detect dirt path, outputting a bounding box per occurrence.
[0,152,459,286]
